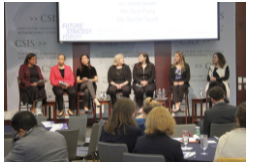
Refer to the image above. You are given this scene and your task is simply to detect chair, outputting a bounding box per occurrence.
[123,152,165,162]
[36,115,48,126]
[4,132,14,139]
[98,142,128,162]
[17,77,29,111]
[209,123,237,137]
[76,123,100,161]
[98,119,106,140]
[4,138,13,157]
[168,90,190,124]
[68,115,88,146]
[217,157,246,162]
[171,124,196,138]
[57,129,79,161]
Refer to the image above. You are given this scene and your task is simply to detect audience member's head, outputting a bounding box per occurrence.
[143,97,162,118]
[235,102,246,128]
[208,86,225,103]
[145,106,176,136]
[11,111,38,138]
[104,98,137,134]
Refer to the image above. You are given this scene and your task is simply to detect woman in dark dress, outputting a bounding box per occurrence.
[205,52,230,100]
[19,53,46,115]
[100,98,142,152]
[76,54,101,113]
[133,52,156,107]
[133,106,184,162]
[106,53,132,106]
[169,51,190,113]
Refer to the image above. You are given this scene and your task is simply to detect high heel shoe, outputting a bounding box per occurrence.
[94,99,101,107]
[57,110,64,117]
[68,109,74,116]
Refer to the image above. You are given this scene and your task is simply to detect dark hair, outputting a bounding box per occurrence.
[58,53,66,60]
[104,98,137,135]
[11,111,38,132]
[79,54,92,71]
[214,52,226,68]
[236,102,246,128]
[24,53,36,64]
[137,52,150,69]
[208,86,225,101]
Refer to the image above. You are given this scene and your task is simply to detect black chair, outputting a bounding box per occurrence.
[123,152,165,162]
[209,123,237,137]
[17,77,29,111]
[98,142,128,162]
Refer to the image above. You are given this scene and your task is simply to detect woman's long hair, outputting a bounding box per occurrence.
[172,51,186,71]
[24,53,36,64]
[104,98,137,135]
[79,54,92,72]
[137,52,150,69]
[214,52,226,68]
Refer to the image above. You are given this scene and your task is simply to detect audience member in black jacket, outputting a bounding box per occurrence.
[169,51,190,113]
[106,54,132,106]
[133,106,184,162]
[100,98,142,152]
[133,52,156,107]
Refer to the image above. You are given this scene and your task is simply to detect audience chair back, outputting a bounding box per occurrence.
[68,115,88,146]
[171,124,196,138]
[98,120,106,140]
[57,129,79,161]
[4,132,14,139]
[4,138,13,157]
[123,152,165,162]
[36,116,48,127]
[98,142,128,162]
[210,123,237,137]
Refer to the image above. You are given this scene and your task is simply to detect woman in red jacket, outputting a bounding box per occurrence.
[19,53,46,115]
[50,54,76,116]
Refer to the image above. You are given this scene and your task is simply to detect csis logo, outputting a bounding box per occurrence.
[41,15,57,22]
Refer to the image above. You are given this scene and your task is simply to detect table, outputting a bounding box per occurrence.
[93,99,112,123]
[191,98,212,123]
[182,138,217,162]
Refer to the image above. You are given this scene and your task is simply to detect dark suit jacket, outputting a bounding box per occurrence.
[169,63,190,87]
[100,125,142,152]
[133,63,156,84]
[19,64,44,89]
[107,64,132,85]
[4,127,68,162]
[133,133,184,162]
[203,102,237,137]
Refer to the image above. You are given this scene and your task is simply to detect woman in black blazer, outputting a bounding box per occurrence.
[169,51,190,113]
[133,52,156,107]
[106,54,132,106]
[133,106,184,162]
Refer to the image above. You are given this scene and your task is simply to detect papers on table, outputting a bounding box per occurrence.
[173,137,198,143]
[208,140,217,144]
[181,147,193,151]
[183,152,196,159]
[41,121,68,131]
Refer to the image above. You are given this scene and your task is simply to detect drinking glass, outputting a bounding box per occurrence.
[200,134,208,155]
[182,130,189,150]
[199,88,204,98]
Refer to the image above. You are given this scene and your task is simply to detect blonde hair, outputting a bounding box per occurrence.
[145,106,176,136]
[172,51,186,71]
[143,97,162,114]
[113,53,124,66]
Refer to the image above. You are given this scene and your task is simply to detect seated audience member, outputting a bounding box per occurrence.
[5,111,68,162]
[133,106,184,162]
[202,86,237,136]
[135,97,162,133]
[100,98,142,152]
[214,102,246,161]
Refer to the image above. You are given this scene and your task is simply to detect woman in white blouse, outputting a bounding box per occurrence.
[213,102,246,161]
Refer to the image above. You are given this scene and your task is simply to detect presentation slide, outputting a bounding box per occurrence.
[58,1,219,42]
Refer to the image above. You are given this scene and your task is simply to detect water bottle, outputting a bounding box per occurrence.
[195,126,200,137]
[162,88,166,98]
[199,88,203,98]
[157,88,161,98]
